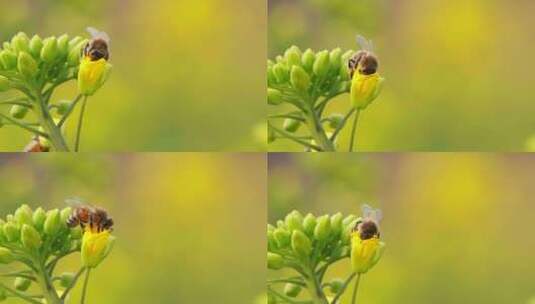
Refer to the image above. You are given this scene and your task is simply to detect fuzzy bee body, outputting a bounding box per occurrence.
[348,35,379,78]
[353,204,382,240]
[66,199,114,232]
[81,27,110,62]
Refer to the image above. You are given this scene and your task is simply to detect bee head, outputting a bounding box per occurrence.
[357,220,379,240]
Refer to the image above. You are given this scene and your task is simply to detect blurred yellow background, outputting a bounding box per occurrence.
[269,0,535,151]
[0,0,265,151]
[269,153,535,303]
[0,153,266,303]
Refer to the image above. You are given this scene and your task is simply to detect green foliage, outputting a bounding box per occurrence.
[0,203,114,303]
[267,45,383,152]
[268,210,366,304]
[0,31,110,152]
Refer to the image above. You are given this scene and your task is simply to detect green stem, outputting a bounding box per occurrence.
[304,266,328,304]
[80,267,91,304]
[267,286,312,304]
[330,108,356,142]
[35,263,61,304]
[303,106,335,151]
[348,109,361,152]
[0,282,42,304]
[351,274,362,304]
[0,114,48,137]
[33,91,69,151]
[60,267,86,300]
[57,94,83,128]
[331,272,356,304]
[269,123,323,151]
[74,96,88,152]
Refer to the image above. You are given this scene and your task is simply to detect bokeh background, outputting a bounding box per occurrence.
[268,0,535,151]
[269,153,535,303]
[0,0,265,151]
[0,153,266,303]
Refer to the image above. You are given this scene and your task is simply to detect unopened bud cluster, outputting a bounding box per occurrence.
[267,46,354,107]
[267,210,358,269]
[0,32,87,91]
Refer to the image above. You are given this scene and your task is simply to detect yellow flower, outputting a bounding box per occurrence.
[77,57,112,96]
[350,72,384,110]
[81,227,115,268]
[350,232,385,274]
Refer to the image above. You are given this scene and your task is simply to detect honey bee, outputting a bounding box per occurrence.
[348,35,379,78]
[82,27,111,61]
[66,198,114,232]
[353,204,382,240]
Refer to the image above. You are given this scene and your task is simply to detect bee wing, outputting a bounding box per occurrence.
[65,197,94,210]
[361,204,373,218]
[362,204,382,223]
[87,27,111,43]
[356,34,374,52]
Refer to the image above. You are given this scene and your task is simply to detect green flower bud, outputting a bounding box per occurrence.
[14,204,33,226]
[302,213,317,237]
[284,283,302,297]
[69,36,84,48]
[285,210,304,232]
[32,207,47,231]
[267,66,277,85]
[81,229,115,268]
[313,50,330,77]
[329,278,345,294]
[330,212,343,237]
[78,57,112,96]
[326,113,344,130]
[14,277,31,291]
[40,37,58,63]
[0,76,10,92]
[2,42,11,51]
[290,65,310,93]
[29,35,43,58]
[17,52,38,79]
[343,215,358,227]
[55,99,72,116]
[57,34,70,58]
[60,207,72,226]
[273,228,291,248]
[59,272,76,288]
[67,40,87,67]
[272,63,289,83]
[276,220,285,229]
[70,226,83,239]
[11,32,30,54]
[301,49,315,72]
[0,287,6,301]
[21,224,42,250]
[284,46,302,68]
[351,234,385,274]
[0,247,14,264]
[283,118,301,133]
[291,230,312,258]
[10,105,29,119]
[314,215,331,242]
[0,50,18,69]
[351,73,385,110]
[267,88,283,105]
[329,48,342,73]
[44,209,61,235]
[3,222,20,242]
[267,230,278,251]
[267,252,284,270]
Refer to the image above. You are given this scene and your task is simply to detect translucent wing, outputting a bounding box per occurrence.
[87,27,110,43]
[361,204,382,223]
[65,197,93,209]
[361,204,373,218]
[356,34,374,52]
